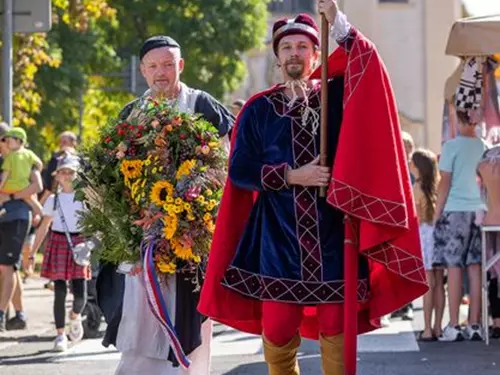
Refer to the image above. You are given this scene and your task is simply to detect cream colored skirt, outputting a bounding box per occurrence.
[114,273,212,375]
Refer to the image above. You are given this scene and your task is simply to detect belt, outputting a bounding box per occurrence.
[52,230,81,236]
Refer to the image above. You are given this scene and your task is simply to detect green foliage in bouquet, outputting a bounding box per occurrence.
[77,96,228,273]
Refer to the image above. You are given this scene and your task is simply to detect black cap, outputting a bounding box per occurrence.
[232,99,246,108]
[139,36,180,60]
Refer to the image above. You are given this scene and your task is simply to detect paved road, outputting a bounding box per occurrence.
[1,318,499,374]
[0,278,499,374]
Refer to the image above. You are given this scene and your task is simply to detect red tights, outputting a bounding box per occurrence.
[262,301,344,346]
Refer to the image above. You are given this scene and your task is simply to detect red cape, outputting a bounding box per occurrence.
[199,28,428,375]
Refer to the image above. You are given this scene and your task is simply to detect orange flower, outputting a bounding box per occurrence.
[172,116,182,126]
[154,136,167,147]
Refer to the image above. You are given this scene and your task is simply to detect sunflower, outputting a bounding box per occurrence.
[120,160,143,179]
[175,159,197,180]
[163,215,178,239]
[171,239,194,260]
[157,260,176,274]
[205,219,215,233]
[150,181,174,207]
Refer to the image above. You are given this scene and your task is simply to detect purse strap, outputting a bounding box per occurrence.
[54,194,75,251]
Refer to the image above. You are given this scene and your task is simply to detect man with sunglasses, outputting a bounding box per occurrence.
[0,123,43,331]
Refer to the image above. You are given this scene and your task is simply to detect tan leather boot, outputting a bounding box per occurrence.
[262,335,301,375]
[320,333,345,375]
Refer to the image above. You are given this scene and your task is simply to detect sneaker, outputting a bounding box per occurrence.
[0,316,5,332]
[438,324,464,342]
[464,324,484,341]
[402,306,414,321]
[68,315,84,342]
[44,281,54,291]
[6,316,27,330]
[380,314,391,327]
[54,334,68,352]
[491,327,500,339]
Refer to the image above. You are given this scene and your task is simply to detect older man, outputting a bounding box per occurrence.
[97,35,234,375]
[0,123,43,331]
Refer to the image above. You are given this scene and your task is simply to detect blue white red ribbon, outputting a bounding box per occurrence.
[143,241,191,369]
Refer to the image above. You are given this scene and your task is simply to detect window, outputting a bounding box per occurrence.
[268,0,315,14]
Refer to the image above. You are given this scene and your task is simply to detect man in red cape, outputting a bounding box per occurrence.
[199,1,428,374]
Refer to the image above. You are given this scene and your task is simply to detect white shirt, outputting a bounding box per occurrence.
[43,192,85,233]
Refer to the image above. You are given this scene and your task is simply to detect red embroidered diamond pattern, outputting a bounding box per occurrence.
[341,29,374,107]
[366,243,426,284]
[328,179,407,228]
[261,163,288,191]
[296,187,322,281]
[291,110,323,283]
[222,266,370,303]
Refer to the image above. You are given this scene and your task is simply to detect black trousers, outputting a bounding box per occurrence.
[54,279,87,329]
[490,278,500,320]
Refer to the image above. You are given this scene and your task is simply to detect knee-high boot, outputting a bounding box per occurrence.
[262,335,301,375]
[320,333,345,375]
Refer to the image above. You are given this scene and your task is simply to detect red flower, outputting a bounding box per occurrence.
[137,133,142,138]
[138,125,145,131]
[118,129,125,136]
[180,134,186,140]
[105,137,111,143]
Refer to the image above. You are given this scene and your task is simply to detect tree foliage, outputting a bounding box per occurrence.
[105,0,269,99]
[14,0,119,158]
[15,0,269,158]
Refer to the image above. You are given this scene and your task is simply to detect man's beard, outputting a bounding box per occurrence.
[285,59,305,80]
[151,79,172,98]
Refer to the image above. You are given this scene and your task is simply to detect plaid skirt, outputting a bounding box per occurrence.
[41,231,91,281]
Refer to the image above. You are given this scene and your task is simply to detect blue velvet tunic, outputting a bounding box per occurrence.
[222,78,369,304]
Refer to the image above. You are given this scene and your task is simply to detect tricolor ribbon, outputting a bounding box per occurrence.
[143,241,191,369]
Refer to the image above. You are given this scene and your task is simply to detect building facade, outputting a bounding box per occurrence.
[231,0,462,153]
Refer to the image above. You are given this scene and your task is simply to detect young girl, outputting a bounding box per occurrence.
[409,149,445,341]
[30,153,89,351]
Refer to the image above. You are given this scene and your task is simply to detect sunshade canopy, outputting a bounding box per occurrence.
[446,14,500,57]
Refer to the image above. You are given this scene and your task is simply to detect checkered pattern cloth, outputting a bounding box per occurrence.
[455,57,484,112]
[40,232,91,281]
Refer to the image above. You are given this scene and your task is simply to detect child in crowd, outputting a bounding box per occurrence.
[0,127,43,217]
[31,154,90,351]
[433,109,489,341]
[410,149,445,341]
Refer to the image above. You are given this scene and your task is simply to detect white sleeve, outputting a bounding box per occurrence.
[42,195,55,217]
[330,10,351,42]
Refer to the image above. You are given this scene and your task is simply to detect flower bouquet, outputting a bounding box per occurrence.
[77,97,228,279]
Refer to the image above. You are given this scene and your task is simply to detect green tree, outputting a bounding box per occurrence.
[12,0,119,158]
[106,0,270,100]
[18,0,269,159]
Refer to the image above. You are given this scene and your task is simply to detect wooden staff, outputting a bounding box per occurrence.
[319,14,329,198]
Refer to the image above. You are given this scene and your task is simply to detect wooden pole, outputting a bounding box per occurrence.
[319,15,329,198]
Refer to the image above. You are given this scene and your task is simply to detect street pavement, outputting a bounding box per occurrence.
[0,277,499,374]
